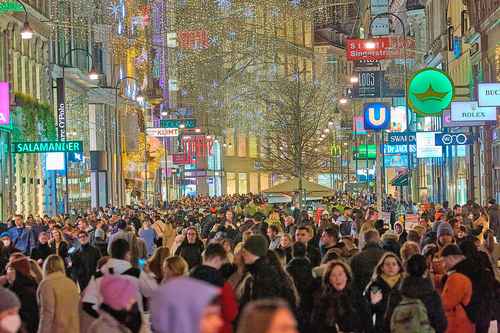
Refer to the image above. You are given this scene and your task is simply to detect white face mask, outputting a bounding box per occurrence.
[0,314,21,333]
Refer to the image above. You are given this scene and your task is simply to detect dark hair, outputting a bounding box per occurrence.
[297,226,310,234]
[364,229,380,243]
[203,243,227,261]
[292,242,306,258]
[322,227,339,241]
[407,230,421,243]
[406,254,427,277]
[110,239,130,259]
[237,299,292,333]
[268,225,280,234]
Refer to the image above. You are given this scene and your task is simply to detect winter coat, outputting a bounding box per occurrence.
[70,243,101,290]
[305,243,321,267]
[441,271,474,333]
[286,257,315,330]
[175,240,204,269]
[37,271,80,333]
[240,257,298,311]
[350,242,386,294]
[7,272,39,333]
[30,244,51,263]
[386,276,447,333]
[365,275,402,333]
[88,310,148,333]
[48,241,69,261]
[311,284,372,333]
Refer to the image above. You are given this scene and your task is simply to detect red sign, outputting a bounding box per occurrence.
[346,38,390,61]
[178,30,209,49]
[346,37,416,61]
[173,135,214,165]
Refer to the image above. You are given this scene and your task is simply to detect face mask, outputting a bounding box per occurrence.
[0,314,21,333]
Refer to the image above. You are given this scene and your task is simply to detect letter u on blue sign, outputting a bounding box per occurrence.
[364,103,390,131]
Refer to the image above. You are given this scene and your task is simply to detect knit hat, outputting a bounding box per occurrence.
[441,244,462,257]
[0,287,20,312]
[243,235,268,258]
[100,275,138,310]
[0,232,10,239]
[8,255,31,277]
[437,222,453,238]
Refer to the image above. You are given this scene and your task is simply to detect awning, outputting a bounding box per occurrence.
[390,172,409,187]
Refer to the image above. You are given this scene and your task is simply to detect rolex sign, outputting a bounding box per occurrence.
[450,101,496,122]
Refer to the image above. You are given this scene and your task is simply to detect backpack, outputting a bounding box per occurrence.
[390,297,435,333]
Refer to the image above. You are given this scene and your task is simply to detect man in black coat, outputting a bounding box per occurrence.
[295,227,321,267]
[350,229,386,294]
[71,231,101,290]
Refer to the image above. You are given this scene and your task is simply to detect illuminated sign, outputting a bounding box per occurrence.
[353,116,367,135]
[0,1,24,12]
[390,106,407,132]
[13,141,83,153]
[435,133,473,146]
[346,38,390,61]
[0,82,10,125]
[160,118,197,129]
[408,68,454,116]
[352,144,376,160]
[364,103,390,130]
[450,101,496,122]
[388,132,416,145]
[146,127,179,137]
[384,144,416,154]
[478,83,500,107]
[384,154,409,167]
[416,132,442,158]
[442,109,485,127]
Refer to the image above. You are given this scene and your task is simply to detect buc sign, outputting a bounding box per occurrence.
[364,103,390,131]
[478,83,500,107]
[407,68,454,116]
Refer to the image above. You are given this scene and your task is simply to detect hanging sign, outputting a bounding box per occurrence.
[56,78,66,140]
[160,118,197,129]
[477,83,500,107]
[364,102,391,130]
[13,141,83,153]
[146,128,179,137]
[435,133,473,146]
[407,68,454,116]
[0,1,24,12]
[450,101,496,122]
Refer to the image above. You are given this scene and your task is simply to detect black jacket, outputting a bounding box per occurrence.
[365,275,402,333]
[286,257,315,328]
[175,241,204,269]
[305,243,321,267]
[49,241,69,259]
[30,243,51,263]
[311,284,372,333]
[350,242,386,294]
[240,257,297,311]
[387,276,447,333]
[70,243,102,290]
[8,273,39,333]
[190,265,224,287]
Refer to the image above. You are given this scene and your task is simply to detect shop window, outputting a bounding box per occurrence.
[260,173,269,191]
[226,172,236,195]
[237,133,247,157]
[249,136,258,158]
[249,172,259,193]
[238,173,248,194]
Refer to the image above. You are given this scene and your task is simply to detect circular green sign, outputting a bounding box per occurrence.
[407,68,454,116]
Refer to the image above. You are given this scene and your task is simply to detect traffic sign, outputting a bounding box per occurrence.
[435,133,473,146]
[364,103,390,131]
[160,118,197,129]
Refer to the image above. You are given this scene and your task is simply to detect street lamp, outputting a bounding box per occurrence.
[59,48,100,214]
[339,97,348,104]
[20,21,32,39]
[349,76,359,84]
[136,95,144,103]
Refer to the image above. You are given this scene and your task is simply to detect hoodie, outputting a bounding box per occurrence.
[151,277,220,333]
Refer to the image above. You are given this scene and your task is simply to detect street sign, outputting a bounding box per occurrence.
[346,38,390,61]
[408,68,454,116]
[0,1,24,12]
[450,101,496,122]
[364,103,391,130]
[160,118,197,129]
[0,82,10,125]
[478,83,500,107]
[388,132,416,145]
[13,141,84,153]
[435,133,473,146]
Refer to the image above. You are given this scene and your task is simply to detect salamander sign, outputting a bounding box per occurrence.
[13,141,83,153]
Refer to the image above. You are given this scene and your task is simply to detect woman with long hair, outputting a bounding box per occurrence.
[161,256,189,283]
[237,299,298,333]
[37,255,80,333]
[174,227,204,269]
[48,229,68,263]
[364,252,405,333]
[311,260,372,333]
[148,246,171,282]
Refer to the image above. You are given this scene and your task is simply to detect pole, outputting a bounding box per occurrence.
[163,138,169,206]
[376,132,383,212]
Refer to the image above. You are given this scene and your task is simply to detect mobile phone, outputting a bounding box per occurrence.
[138,259,146,270]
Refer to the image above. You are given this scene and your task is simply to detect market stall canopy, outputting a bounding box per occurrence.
[263,178,335,197]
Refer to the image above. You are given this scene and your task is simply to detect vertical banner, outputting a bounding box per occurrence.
[56,78,66,141]
[0,82,10,125]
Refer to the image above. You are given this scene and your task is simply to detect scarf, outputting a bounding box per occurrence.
[381,273,401,288]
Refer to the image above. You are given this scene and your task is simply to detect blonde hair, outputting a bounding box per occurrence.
[29,259,44,283]
[162,256,188,280]
[43,255,65,278]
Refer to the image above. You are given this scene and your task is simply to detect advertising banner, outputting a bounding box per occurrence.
[0,82,10,125]
[442,109,486,127]
[56,78,66,140]
[353,116,367,135]
[435,133,473,146]
[451,101,496,122]
[416,132,443,158]
[478,83,500,107]
[388,132,416,145]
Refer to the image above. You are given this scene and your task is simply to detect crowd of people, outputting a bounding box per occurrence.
[0,193,499,333]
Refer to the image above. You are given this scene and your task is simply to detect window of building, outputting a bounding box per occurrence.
[225,129,235,156]
[249,135,258,158]
[237,132,247,157]
[226,172,236,195]
[249,172,259,193]
[260,173,269,191]
[238,173,248,194]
